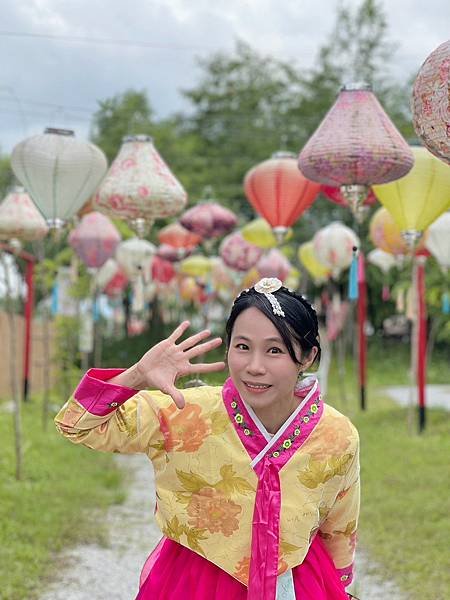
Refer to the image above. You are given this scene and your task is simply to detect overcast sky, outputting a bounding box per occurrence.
[1,0,449,154]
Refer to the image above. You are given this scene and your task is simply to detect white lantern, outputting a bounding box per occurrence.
[425,211,450,272]
[94,135,187,237]
[94,258,120,290]
[367,249,397,274]
[0,186,48,241]
[11,128,107,229]
[116,237,155,281]
[313,222,360,278]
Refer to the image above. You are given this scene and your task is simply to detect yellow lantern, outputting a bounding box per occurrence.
[179,255,211,277]
[369,207,428,256]
[179,276,200,301]
[373,146,450,247]
[241,218,292,249]
[298,241,331,283]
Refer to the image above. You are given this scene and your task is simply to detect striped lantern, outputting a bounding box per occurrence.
[11,128,107,228]
[219,232,263,272]
[94,135,187,238]
[298,84,414,211]
[412,40,450,166]
[69,211,121,269]
[244,151,320,243]
[0,186,48,241]
[180,202,237,240]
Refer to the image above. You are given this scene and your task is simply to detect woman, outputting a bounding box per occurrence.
[55,278,360,600]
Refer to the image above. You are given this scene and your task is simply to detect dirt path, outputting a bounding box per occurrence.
[39,454,405,600]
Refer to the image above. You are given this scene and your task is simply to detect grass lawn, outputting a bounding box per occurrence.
[0,396,124,600]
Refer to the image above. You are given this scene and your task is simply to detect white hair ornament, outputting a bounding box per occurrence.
[253,277,285,317]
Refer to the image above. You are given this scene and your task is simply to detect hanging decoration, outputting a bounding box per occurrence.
[321,184,377,222]
[158,222,202,254]
[0,186,49,241]
[179,255,212,278]
[151,255,176,284]
[256,249,291,281]
[244,151,320,243]
[94,135,187,237]
[219,232,263,272]
[69,211,121,269]
[297,241,331,284]
[312,222,360,279]
[116,237,155,312]
[425,211,450,314]
[241,217,293,249]
[156,243,194,263]
[95,258,128,296]
[412,40,450,166]
[298,83,414,211]
[11,128,107,228]
[367,249,397,300]
[373,146,450,249]
[180,201,237,240]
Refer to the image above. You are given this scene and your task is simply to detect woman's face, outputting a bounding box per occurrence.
[227,307,302,411]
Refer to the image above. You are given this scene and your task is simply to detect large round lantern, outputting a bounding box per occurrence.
[69,211,121,269]
[116,237,155,281]
[256,249,291,281]
[425,211,450,272]
[158,222,201,250]
[219,232,263,272]
[180,202,237,240]
[244,151,321,242]
[313,222,360,277]
[298,84,414,210]
[373,146,450,248]
[241,218,292,249]
[0,186,48,241]
[94,135,187,237]
[412,40,450,165]
[11,128,107,228]
[298,241,331,283]
[369,207,428,256]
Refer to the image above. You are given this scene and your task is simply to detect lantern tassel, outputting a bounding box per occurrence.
[348,246,358,300]
[442,291,450,315]
[382,283,390,301]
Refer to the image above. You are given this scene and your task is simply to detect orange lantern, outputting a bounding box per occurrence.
[158,222,202,249]
[244,151,321,242]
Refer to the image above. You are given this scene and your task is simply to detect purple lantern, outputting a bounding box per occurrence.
[180,202,237,240]
[69,211,121,269]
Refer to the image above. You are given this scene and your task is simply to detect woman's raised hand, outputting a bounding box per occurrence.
[135,321,225,409]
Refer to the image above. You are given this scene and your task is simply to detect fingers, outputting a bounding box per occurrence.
[168,321,191,343]
[184,337,223,359]
[192,361,226,373]
[166,386,186,409]
[178,328,212,351]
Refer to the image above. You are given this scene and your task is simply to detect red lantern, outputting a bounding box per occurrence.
[151,255,176,283]
[244,151,321,242]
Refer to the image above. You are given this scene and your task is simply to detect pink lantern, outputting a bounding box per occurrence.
[69,211,121,269]
[156,243,193,263]
[94,135,187,237]
[0,186,48,241]
[158,222,202,249]
[412,40,450,166]
[244,151,321,242]
[151,255,176,284]
[104,270,128,297]
[180,202,237,239]
[313,222,360,278]
[298,83,414,209]
[256,249,291,281]
[219,232,263,272]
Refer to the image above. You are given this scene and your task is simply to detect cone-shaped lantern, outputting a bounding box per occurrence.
[11,128,107,229]
[298,84,414,211]
[412,40,450,166]
[219,232,263,272]
[69,211,121,269]
[180,201,237,240]
[373,146,450,248]
[94,135,187,237]
[0,186,48,241]
[244,151,320,243]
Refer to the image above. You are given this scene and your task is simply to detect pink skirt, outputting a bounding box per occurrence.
[136,534,349,599]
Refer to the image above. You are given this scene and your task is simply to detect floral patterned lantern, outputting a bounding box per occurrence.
[298,84,414,210]
[219,232,263,272]
[116,237,155,281]
[69,211,121,269]
[241,218,293,249]
[11,128,107,228]
[0,186,48,241]
[298,241,331,283]
[244,151,320,242]
[425,211,450,272]
[158,222,202,249]
[94,135,187,238]
[180,202,237,240]
[412,40,450,165]
[256,249,291,281]
[373,146,450,248]
[313,222,360,278]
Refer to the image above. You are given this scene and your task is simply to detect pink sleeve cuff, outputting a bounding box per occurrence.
[74,368,139,416]
[336,564,354,587]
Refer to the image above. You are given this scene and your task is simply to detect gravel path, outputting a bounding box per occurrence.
[39,454,405,600]
[384,384,450,411]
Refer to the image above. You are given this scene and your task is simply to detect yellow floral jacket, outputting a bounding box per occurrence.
[55,369,360,592]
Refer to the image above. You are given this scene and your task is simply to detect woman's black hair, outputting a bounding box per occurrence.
[225,286,321,368]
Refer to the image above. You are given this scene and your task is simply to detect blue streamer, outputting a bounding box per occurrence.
[348,252,358,300]
[51,283,59,316]
[442,291,450,315]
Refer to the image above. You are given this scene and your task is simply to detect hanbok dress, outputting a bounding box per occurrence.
[55,370,360,600]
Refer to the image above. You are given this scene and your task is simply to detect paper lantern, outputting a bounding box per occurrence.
[369,207,428,256]
[412,40,450,166]
[179,255,212,277]
[425,211,450,271]
[104,270,129,297]
[256,249,291,281]
[219,232,263,272]
[69,211,121,269]
[179,276,201,302]
[373,146,450,247]
[241,218,292,249]
[321,184,377,221]
[95,258,123,289]
[244,151,320,242]
[151,255,176,283]
[0,186,48,241]
[298,241,331,283]
[210,257,235,291]
[156,243,193,263]
[158,222,202,249]
[11,128,107,228]
[116,237,155,280]
[94,135,187,237]
[367,249,397,274]
[313,222,360,277]
[298,84,414,209]
[180,202,237,239]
